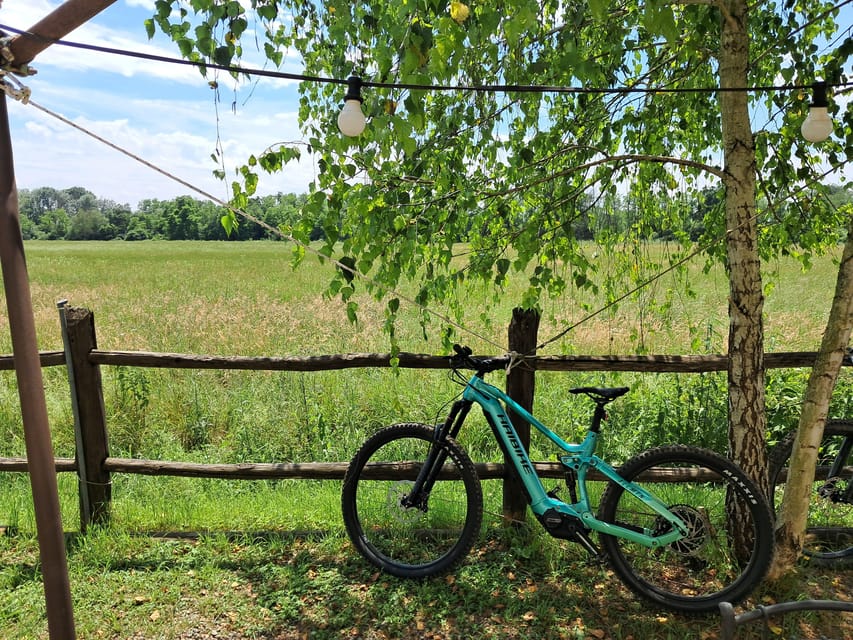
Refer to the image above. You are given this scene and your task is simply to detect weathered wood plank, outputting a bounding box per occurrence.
[62,307,111,527]
[0,351,65,370]
[85,349,831,373]
[0,457,77,472]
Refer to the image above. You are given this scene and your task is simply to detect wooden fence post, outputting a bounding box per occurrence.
[58,303,110,530]
[504,307,540,525]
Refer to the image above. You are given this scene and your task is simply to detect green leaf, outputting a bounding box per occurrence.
[257,5,277,21]
[213,45,232,67]
[144,18,156,40]
[177,38,194,58]
[588,0,608,21]
[226,1,242,18]
[155,0,171,20]
[346,301,359,324]
[220,212,238,236]
[644,2,679,42]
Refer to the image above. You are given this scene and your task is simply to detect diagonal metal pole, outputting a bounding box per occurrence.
[0,93,76,639]
[6,0,119,68]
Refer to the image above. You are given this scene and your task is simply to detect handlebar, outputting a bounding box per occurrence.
[449,344,510,374]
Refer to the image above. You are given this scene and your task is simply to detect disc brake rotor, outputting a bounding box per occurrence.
[386,480,425,525]
[655,504,712,556]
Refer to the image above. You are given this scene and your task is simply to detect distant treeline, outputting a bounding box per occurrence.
[17,184,853,243]
[18,186,315,241]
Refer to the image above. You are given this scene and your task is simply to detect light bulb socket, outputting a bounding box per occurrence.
[801,81,834,143]
[809,81,828,108]
[343,76,363,103]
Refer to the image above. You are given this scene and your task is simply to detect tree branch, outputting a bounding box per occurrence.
[483,153,727,198]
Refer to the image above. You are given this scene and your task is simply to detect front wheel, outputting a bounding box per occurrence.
[598,445,773,614]
[341,423,483,578]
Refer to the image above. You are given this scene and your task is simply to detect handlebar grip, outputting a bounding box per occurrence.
[450,345,510,373]
[453,344,473,358]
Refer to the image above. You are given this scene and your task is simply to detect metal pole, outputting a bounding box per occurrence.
[6,0,119,69]
[719,600,853,640]
[0,93,76,638]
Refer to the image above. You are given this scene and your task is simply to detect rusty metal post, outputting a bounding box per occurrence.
[6,1,119,69]
[0,93,76,638]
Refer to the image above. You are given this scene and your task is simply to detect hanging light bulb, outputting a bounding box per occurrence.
[337,76,366,137]
[801,82,833,143]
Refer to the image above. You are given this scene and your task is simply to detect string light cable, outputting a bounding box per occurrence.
[0,25,850,358]
[13,89,844,364]
[0,23,851,100]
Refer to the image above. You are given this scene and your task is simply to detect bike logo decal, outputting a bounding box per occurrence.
[498,413,534,475]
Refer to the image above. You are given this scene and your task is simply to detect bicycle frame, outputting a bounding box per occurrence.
[454,373,688,548]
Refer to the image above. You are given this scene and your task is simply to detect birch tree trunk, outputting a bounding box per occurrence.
[719,0,768,498]
[768,216,853,578]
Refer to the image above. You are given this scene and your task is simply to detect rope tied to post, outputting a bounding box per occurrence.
[0,34,34,104]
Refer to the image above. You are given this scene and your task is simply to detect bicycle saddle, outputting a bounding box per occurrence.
[569,386,630,401]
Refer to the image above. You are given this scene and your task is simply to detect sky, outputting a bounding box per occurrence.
[0,0,316,208]
[0,2,850,210]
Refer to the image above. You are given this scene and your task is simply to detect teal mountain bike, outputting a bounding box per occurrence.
[342,345,774,613]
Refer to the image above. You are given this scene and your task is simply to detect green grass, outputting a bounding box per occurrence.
[2,524,851,639]
[0,240,852,638]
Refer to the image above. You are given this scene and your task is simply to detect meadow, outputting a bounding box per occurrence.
[0,240,851,639]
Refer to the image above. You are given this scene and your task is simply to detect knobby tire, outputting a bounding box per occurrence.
[597,445,774,614]
[341,423,483,578]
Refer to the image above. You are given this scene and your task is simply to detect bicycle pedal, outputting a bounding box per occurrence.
[585,553,608,567]
[547,487,561,499]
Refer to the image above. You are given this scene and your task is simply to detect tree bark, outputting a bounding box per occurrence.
[504,307,540,525]
[719,0,768,496]
[769,215,853,578]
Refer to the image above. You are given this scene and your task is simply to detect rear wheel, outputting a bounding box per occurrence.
[769,420,853,564]
[341,423,483,578]
[598,445,773,613]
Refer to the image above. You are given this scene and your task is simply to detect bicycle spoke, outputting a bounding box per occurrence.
[598,446,773,613]
[342,424,483,577]
[769,421,853,563]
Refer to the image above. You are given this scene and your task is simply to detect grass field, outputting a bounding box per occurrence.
[0,240,851,639]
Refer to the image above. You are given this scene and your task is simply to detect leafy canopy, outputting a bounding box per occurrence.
[149,0,852,348]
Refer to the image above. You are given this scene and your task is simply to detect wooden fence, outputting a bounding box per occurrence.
[0,305,835,531]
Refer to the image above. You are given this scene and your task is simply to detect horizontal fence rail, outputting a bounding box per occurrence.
[87,349,826,372]
[0,304,847,530]
[0,348,829,373]
[0,456,839,483]
[0,351,65,369]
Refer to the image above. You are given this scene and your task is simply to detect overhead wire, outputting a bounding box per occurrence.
[1,23,852,96]
[26,88,844,360]
[21,97,506,352]
[1,21,850,358]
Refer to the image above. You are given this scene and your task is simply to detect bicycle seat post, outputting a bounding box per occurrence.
[590,400,608,434]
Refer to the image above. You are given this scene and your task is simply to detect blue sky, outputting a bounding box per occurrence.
[1,2,850,209]
[1,0,315,208]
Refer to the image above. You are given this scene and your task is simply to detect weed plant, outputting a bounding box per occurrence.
[0,241,851,638]
[1,241,851,522]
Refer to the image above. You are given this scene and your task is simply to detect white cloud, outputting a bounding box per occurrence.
[8,92,316,206]
[1,0,317,205]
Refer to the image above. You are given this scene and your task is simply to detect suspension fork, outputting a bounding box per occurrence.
[403,399,473,509]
